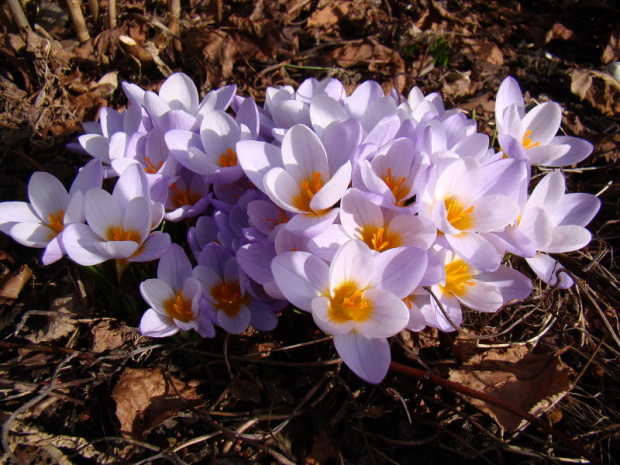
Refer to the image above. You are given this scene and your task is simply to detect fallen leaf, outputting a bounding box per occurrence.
[303,427,339,465]
[0,264,32,304]
[448,345,571,431]
[307,3,352,29]
[112,367,204,439]
[545,23,574,44]
[602,27,620,64]
[465,39,504,66]
[571,69,620,117]
[331,43,405,76]
[18,310,77,344]
[91,320,131,353]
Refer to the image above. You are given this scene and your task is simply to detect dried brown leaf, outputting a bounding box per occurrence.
[18,311,77,344]
[602,27,620,63]
[0,264,32,304]
[545,23,574,44]
[331,43,405,76]
[465,39,504,66]
[448,345,571,431]
[307,2,351,29]
[91,320,130,353]
[112,367,204,439]
[571,69,620,118]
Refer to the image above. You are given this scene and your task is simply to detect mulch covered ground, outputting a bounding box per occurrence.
[0,0,619,463]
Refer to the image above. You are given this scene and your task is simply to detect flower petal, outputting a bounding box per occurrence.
[139,308,179,338]
[28,172,69,222]
[354,288,409,338]
[333,333,390,384]
[140,278,176,313]
[271,251,329,311]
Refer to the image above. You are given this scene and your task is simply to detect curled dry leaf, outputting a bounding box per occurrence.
[331,43,405,76]
[112,367,204,439]
[90,320,131,353]
[571,69,620,118]
[0,264,32,304]
[448,345,572,431]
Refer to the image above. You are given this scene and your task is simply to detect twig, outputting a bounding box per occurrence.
[5,0,31,31]
[168,0,182,54]
[389,361,605,465]
[63,0,90,42]
[108,0,117,29]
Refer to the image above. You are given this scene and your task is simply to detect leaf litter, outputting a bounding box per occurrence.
[0,0,619,463]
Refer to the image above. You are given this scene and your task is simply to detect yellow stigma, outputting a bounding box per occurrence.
[169,183,202,209]
[292,171,324,212]
[47,210,65,236]
[328,282,372,323]
[219,148,238,167]
[522,129,540,150]
[383,167,409,205]
[210,281,247,317]
[144,156,163,174]
[164,291,194,323]
[361,226,401,252]
[105,226,142,243]
[441,258,474,297]
[444,196,474,231]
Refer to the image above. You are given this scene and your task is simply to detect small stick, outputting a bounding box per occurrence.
[6,0,31,31]
[168,0,182,54]
[109,0,117,29]
[389,361,604,465]
[87,0,99,26]
[63,0,90,42]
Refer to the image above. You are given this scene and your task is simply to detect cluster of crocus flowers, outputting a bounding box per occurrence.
[0,73,600,384]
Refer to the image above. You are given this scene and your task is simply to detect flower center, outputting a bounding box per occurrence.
[444,196,474,231]
[47,210,65,236]
[265,207,289,227]
[329,282,372,323]
[164,290,194,323]
[522,129,540,150]
[292,171,324,212]
[441,258,475,297]
[169,183,202,209]
[210,281,247,317]
[383,167,409,205]
[361,226,400,252]
[219,148,238,168]
[144,156,164,174]
[105,226,142,243]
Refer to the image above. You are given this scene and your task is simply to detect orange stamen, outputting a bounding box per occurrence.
[219,148,238,168]
[444,196,474,231]
[210,281,247,317]
[329,282,372,323]
[169,183,202,209]
[164,291,194,323]
[144,156,163,174]
[47,210,65,236]
[383,167,408,205]
[292,171,324,211]
[522,129,540,150]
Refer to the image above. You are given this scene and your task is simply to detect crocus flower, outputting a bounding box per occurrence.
[271,240,428,383]
[139,244,214,338]
[0,159,103,264]
[237,123,352,236]
[516,171,600,288]
[420,247,533,332]
[495,76,593,167]
[193,243,279,334]
[62,165,170,271]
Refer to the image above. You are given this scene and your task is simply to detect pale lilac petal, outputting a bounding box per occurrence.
[333,333,390,384]
[69,159,103,196]
[457,280,503,312]
[518,206,552,250]
[365,114,401,147]
[369,246,427,298]
[435,157,480,199]
[311,296,355,335]
[198,84,237,115]
[492,227,537,258]
[545,136,593,167]
[195,311,216,338]
[528,171,565,211]
[112,164,150,209]
[263,168,306,213]
[307,224,348,261]
[200,110,241,157]
[522,102,561,145]
[159,72,199,114]
[78,134,110,163]
[272,100,311,128]
[0,202,40,227]
[498,134,528,160]
[329,240,373,292]
[236,243,276,285]
[62,223,109,265]
[309,162,351,211]
[469,195,519,232]
[140,278,175,313]
[446,232,501,272]
[144,91,171,124]
[545,225,592,253]
[424,289,463,331]
[271,251,329,311]
[217,305,251,334]
[41,236,65,264]
[346,80,384,119]
[95,240,139,259]
[495,77,524,129]
[159,244,192,290]
[340,188,383,236]
[284,209,340,237]
[10,222,55,247]
[431,199,460,235]
[388,215,437,250]
[527,144,571,166]
[310,94,347,135]
[281,124,328,181]
[477,266,533,304]
[28,172,69,222]
[526,253,574,289]
[236,140,282,191]
[140,309,179,338]
[360,96,397,133]
[322,119,363,174]
[158,109,196,132]
[552,193,600,227]
[123,197,152,243]
[354,288,409,338]
[128,232,171,262]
